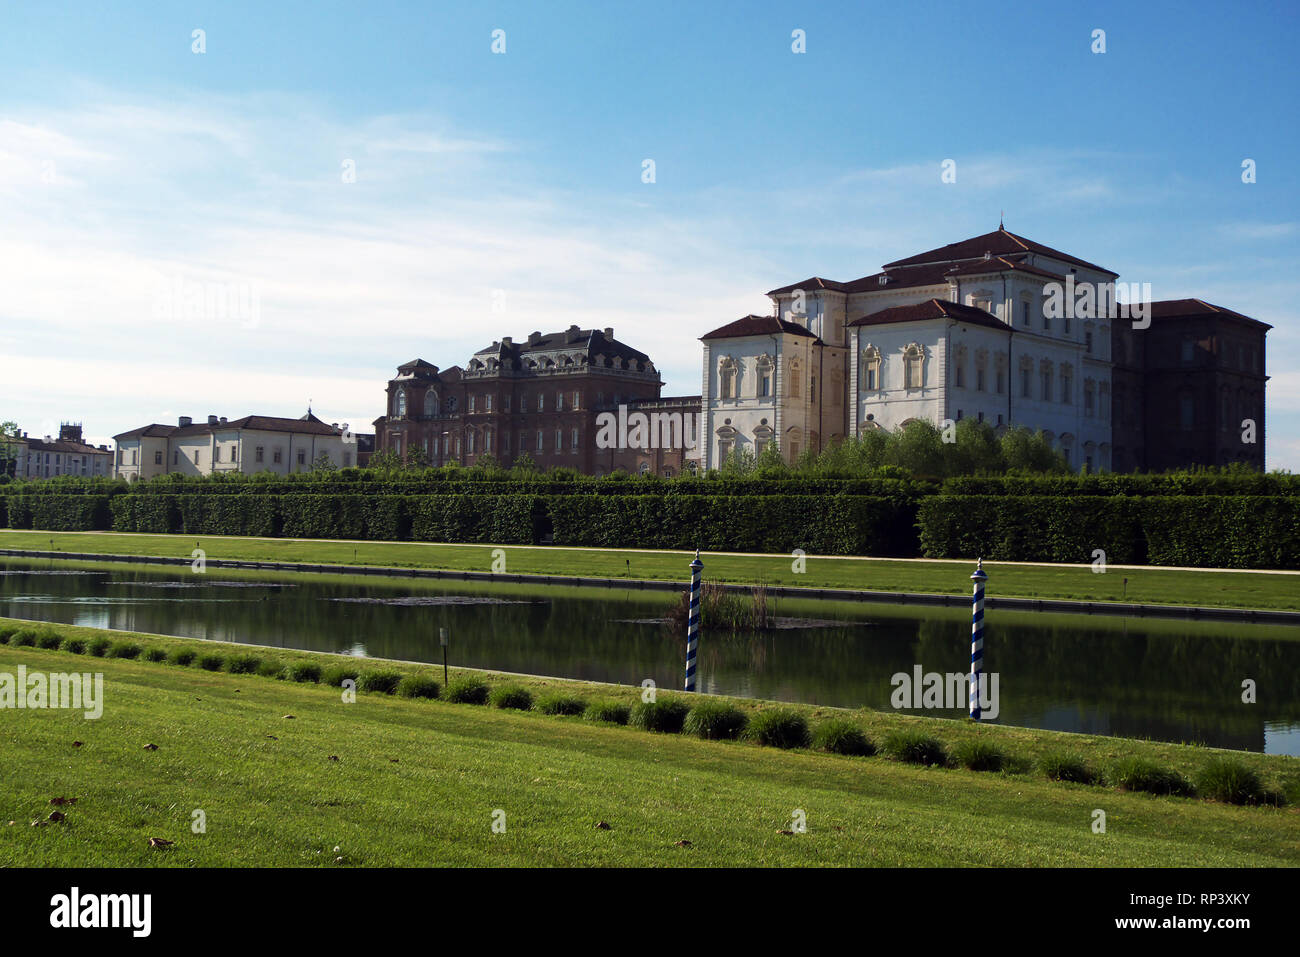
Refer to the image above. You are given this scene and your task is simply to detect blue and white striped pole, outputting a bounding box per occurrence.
[685,550,703,692]
[970,558,987,721]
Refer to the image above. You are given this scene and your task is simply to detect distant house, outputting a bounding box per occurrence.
[113,410,359,480]
[5,423,113,479]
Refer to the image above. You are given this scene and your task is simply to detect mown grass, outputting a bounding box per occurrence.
[1,618,1298,867]
[2,530,1297,611]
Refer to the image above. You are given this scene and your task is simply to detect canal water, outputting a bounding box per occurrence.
[2,557,1297,755]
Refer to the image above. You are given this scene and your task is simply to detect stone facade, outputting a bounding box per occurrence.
[113,412,358,480]
[702,228,1269,472]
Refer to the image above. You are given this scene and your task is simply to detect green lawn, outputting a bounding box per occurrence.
[2,529,1298,612]
[2,620,1297,867]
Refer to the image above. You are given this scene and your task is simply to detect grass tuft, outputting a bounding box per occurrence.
[490,685,534,710]
[745,709,812,749]
[882,729,949,766]
[812,718,876,756]
[683,700,748,740]
[143,647,168,662]
[1109,757,1196,797]
[321,664,361,688]
[952,738,1010,772]
[168,648,196,666]
[288,662,322,683]
[444,676,490,705]
[36,631,64,650]
[583,700,631,725]
[87,637,111,657]
[395,674,440,699]
[1194,757,1276,806]
[226,653,262,674]
[1038,750,1098,785]
[357,670,403,694]
[198,653,225,671]
[628,699,689,733]
[534,692,587,716]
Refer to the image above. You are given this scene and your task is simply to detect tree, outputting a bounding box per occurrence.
[0,420,18,478]
[367,449,402,471]
[310,451,337,472]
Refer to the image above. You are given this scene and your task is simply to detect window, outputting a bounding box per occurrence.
[1085,331,1094,354]
[537,393,545,412]
[572,391,580,410]
[469,395,476,413]
[154,450,163,465]
[194,450,201,465]
[1040,366,1053,401]
[810,374,818,401]
[570,427,578,451]
[976,368,985,391]
[256,446,264,464]
[1042,311,1051,332]
[955,360,965,389]
[789,359,802,398]
[485,430,493,452]
[719,358,737,399]
[273,448,282,464]
[1061,368,1073,404]
[1181,340,1194,363]
[1020,367,1031,398]
[718,438,734,461]
[520,395,528,413]
[862,347,881,391]
[996,369,1005,394]
[555,429,563,450]
[556,392,564,411]
[903,344,924,390]
[394,389,406,416]
[504,395,511,412]
[231,446,237,463]
[468,431,476,454]
[424,391,439,416]
[1084,381,1096,415]
[536,430,543,451]
[1021,300,1031,327]
[759,367,771,397]
[297,450,306,466]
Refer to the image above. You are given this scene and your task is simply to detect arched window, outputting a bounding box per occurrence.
[789,358,802,398]
[861,345,882,392]
[903,343,925,390]
[718,357,737,400]
[1059,363,1073,405]
[953,345,968,389]
[756,355,773,398]
[1039,359,1054,401]
[424,391,439,417]
[394,388,407,417]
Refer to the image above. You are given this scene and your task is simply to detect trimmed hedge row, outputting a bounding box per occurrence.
[918,495,1300,568]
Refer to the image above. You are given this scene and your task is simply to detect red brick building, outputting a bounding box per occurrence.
[1111,300,1269,471]
[374,326,701,475]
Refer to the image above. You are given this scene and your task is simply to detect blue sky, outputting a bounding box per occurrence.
[1,0,1297,466]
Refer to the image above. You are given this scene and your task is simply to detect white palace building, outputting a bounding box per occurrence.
[701,227,1141,472]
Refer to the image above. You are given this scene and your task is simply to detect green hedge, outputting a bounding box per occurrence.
[919,495,1300,569]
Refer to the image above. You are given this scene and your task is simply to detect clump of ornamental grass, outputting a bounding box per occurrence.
[168,648,196,666]
[1194,757,1277,806]
[1038,750,1098,785]
[444,676,490,705]
[109,641,143,659]
[64,638,87,655]
[198,653,225,672]
[811,718,876,756]
[882,729,949,766]
[583,700,631,725]
[0,625,15,643]
[396,674,440,699]
[683,700,749,740]
[37,632,64,650]
[288,662,322,683]
[226,653,262,674]
[87,637,112,657]
[321,664,361,688]
[256,658,285,678]
[951,738,1010,772]
[628,699,690,733]
[745,709,811,750]
[489,685,534,710]
[143,647,168,662]
[357,669,403,694]
[12,629,39,647]
[1108,757,1195,797]
[534,692,587,716]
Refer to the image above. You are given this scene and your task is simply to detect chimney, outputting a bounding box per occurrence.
[501,336,512,346]
[207,415,219,426]
[603,327,614,340]
[528,330,542,345]
[219,416,227,424]
[179,416,192,427]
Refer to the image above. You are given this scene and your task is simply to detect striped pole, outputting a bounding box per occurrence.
[685,550,703,692]
[970,558,987,721]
